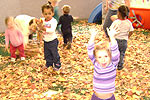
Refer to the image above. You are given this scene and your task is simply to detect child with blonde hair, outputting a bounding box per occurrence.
[5,16,25,62]
[88,26,120,100]
[58,5,73,49]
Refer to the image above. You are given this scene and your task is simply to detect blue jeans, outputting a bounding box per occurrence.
[44,39,61,68]
[91,93,115,100]
[103,9,117,38]
[116,39,127,67]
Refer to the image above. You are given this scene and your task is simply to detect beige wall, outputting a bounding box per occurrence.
[0,0,102,32]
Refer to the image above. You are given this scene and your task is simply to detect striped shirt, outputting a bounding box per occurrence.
[108,0,125,10]
[87,42,120,93]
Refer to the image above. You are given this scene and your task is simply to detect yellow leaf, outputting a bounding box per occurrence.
[132,86,137,93]
[58,77,67,82]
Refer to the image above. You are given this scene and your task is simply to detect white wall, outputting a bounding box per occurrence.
[0,0,102,32]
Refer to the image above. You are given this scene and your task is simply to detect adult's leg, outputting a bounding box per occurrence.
[103,9,117,38]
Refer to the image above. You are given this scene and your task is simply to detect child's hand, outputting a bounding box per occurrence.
[89,28,98,37]
[5,46,9,53]
[106,25,119,38]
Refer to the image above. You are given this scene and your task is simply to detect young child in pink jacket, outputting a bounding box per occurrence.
[5,16,25,62]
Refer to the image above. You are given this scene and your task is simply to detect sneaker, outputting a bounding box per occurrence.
[117,65,124,70]
[53,64,61,71]
[67,43,71,49]
[63,43,67,48]
[21,57,25,61]
[11,58,16,62]
[53,67,61,71]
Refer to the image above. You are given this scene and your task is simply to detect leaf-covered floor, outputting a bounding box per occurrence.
[0,20,150,100]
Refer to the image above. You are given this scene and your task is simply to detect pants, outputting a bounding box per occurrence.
[10,43,25,58]
[116,39,127,67]
[63,33,72,44]
[44,39,61,68]
[91,93,115,100]
[103,9,117,38]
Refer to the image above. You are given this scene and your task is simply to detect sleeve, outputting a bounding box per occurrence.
[110,42,120,66]
[46,19,57,34]
[58,16,62,25]
[71,15,73,22]
[129,21,134,32]
[5,30,9,47]
[87,42,96,63]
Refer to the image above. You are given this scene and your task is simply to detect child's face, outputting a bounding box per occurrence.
[95,50,111,68]
[7,18,15,29]
[42,8,54,21]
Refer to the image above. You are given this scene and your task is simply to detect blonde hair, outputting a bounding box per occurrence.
[5,16,14,26]
[62,5,71,14]
[93,41,112,59]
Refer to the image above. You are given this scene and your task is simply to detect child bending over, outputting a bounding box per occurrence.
[88,26,120,100]
[41,3,61,71]
[58,5,73,49]
[109,5,134,70]
[5,16,25,62]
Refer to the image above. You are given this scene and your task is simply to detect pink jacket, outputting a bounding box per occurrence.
[5,28,24,47]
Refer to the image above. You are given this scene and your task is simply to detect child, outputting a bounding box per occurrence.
[41,3,61,70]
[5,16,25,62]
[58,5,73,49]
[109,5,134,70]
[87,26,120,100]
[103,0,130,38]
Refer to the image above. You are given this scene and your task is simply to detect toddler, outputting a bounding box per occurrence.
[41,3,61,71]
[88,26,120,100]
[5,16,25,62]
[109,5,134,70]
[58,5,73,49]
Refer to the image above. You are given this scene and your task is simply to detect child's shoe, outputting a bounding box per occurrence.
[63,43,67,48]
[67,43,71,49]
[11,58,16,62]
[21,57,25,61]
[117,65,124,70]
[53,64,61,71]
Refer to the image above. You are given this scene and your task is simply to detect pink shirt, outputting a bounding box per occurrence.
[5,28,24,47]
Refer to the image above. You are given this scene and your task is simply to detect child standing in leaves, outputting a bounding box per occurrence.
[5,16,25,62]
[58,5,73,49]
[41,3,61,71]
[87,26,120,100]
[109,5,134,70]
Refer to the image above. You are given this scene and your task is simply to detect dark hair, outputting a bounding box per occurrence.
[41,2,54,13]
[118,5,129,18]
[29,19,34,26]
